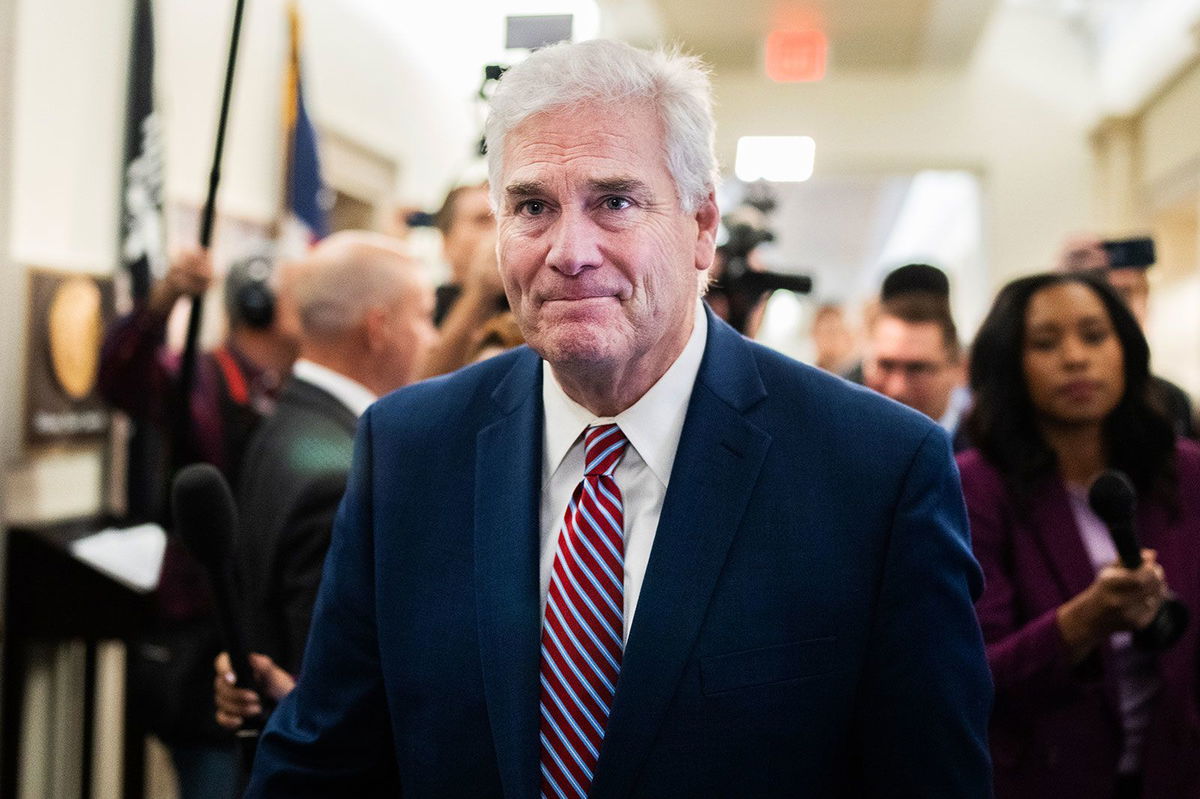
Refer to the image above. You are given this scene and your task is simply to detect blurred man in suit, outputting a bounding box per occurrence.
[247,40,991,798]
[232,232,435,682]
[863,293,970,445]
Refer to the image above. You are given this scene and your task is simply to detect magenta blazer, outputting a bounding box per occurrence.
[958,441,1200,799]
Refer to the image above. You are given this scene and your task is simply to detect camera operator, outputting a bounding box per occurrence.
[705,205,812,336]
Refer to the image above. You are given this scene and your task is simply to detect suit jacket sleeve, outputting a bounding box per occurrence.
[275,471,346,675]
[247,407,400,796]
[851,427,993,797]
[962,459,1099,711]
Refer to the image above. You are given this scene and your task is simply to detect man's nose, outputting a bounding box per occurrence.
[882,371,910,402]
[546,210,601,276]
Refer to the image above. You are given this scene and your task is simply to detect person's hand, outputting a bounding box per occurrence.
[213,651,296,730]
[1057,549,1168,660]
[1087,550,1167,632]
[149,248,214,316]
[1057,234,1109,273]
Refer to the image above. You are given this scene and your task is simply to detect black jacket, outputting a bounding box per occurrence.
[234,376,358,674]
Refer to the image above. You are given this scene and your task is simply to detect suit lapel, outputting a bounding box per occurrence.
[591,311,771,798]
[1026,480,1100,601]
[474,350,544,799]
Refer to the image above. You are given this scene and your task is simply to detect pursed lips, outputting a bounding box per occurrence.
[539,291,620,304]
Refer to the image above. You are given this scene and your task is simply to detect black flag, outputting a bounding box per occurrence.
[118,0,168,522]
[119,0,164,303]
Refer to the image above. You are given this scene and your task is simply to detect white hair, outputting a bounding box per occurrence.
[485,39,718,214]
[289,231,416,341]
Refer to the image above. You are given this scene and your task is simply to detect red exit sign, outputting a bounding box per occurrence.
[765,30,827,82]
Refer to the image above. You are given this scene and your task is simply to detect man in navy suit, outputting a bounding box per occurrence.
[247,39,991,798]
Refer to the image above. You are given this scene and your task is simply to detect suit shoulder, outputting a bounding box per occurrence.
[1176,436,1200,462]
[369,347,533,441]
[244,401,355,482]
[745,338,940,448]
[954,449,1007,502]
[1175,437,1200,480]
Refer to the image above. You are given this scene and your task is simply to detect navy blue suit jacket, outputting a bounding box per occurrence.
[248,308,992,797]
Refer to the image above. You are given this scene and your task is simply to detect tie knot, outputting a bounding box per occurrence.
[584,424,628,477]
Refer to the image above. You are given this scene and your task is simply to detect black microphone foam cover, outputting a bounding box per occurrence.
[172,462,236,572]
[171,462,260,698]
[1088,469,1137,527]
[1088,469,1141,569]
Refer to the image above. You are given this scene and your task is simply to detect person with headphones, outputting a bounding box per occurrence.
[98,246,299,799]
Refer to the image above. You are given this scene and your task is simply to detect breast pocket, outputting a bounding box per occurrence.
[699,637,835,696]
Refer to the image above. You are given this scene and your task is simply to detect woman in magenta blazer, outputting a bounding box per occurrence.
[958,272,1200,799]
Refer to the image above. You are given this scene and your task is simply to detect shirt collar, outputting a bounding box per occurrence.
[938,384,972,433]
[291,358,378,418]
[542,300,708,487]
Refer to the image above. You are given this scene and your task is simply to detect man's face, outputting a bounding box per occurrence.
[496,100,717,381]
[443,186,495,284]
[864,316,961,421]
[1105,267,1150,328]
[378,269,438,392]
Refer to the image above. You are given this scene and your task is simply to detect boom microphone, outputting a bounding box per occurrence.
[171,463,261,727]
[1088,470,1189,650]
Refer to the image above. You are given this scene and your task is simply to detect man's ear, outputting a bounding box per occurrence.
[362,306,389,354]
[693,192,720,273]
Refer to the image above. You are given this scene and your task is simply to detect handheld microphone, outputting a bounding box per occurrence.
[1088,470,1189,650]
[171,463,262,730]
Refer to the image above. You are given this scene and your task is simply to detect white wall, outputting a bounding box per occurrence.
[1,0,18,764]
[1137,59,1200,400]
[4,0,132,522]
[711,4,1097,321]
[1141,60,1200,197]
[159,0,290,222]
[1,0,18,490]
[8,0,129,274]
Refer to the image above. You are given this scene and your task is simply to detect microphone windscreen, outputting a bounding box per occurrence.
[171,462,237,571]
[1088,469,1137,527]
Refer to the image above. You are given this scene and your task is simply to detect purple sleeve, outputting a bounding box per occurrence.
[959,453,1099,709]
[97,303,177,422]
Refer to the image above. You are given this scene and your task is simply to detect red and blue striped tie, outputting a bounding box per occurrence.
[539,423,629,799]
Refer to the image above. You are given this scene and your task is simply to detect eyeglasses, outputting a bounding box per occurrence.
[867,358,950,381]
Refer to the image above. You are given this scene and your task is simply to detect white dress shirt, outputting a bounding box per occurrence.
[290,358,377,419]
[539,302,708,642]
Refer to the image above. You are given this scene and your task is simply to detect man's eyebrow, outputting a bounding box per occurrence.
[589,177,651,196]
[504,181,546,200]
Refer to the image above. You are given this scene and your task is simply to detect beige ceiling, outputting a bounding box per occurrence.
[637,0,999,73]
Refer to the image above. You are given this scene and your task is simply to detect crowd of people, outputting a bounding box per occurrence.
[95,37,1200,799]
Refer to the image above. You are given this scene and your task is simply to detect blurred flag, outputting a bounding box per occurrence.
[117,0,169,523]
[119,0,166,303]
[282,1,329,244]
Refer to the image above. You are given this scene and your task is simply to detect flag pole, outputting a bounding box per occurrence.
[175,0,248,458]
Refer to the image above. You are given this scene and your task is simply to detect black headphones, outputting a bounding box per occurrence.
[230,255,276,329]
